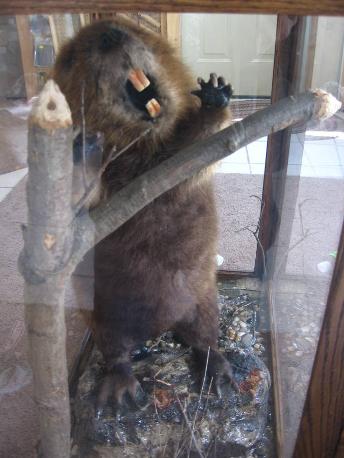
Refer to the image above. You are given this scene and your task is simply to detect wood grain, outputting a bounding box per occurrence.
[335,428,344,457]
[293,221,344,458]
[1,0,344,16]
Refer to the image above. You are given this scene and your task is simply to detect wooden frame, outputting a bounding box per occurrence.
[293,220,344,457]
[3,3,344,458]
[1,0,344,16]
[15,16,50,99]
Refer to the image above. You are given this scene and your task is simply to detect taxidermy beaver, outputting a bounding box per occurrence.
[53,18,235,412]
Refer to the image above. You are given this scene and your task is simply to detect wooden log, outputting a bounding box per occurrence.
[20,80,73,458]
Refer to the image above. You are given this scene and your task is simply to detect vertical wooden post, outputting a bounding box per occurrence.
[16,15,38,99]
[20,80,73,458]
[254,15,304,278]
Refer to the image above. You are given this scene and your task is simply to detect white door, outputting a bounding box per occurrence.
[311,17,344,97]
[181,13,277,97]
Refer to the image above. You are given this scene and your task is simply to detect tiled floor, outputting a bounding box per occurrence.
[1,132,343,204]
[216,132,344,179]
[0,168,28,202]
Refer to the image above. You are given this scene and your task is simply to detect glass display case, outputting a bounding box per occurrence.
[0,2,343,458]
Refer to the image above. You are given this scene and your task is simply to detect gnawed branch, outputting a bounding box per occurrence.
[20,80,73,458]
[68,89,341,274]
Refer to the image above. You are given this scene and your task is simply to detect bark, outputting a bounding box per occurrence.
[19,80,341,458]
[20,80,73,458]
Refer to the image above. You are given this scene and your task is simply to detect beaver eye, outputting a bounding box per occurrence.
[99,29,124,52]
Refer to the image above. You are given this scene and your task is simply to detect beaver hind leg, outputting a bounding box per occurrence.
[96,361,144,417]
[92,315,148,416]
[174,301,238,396]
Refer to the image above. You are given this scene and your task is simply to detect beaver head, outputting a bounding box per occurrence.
[53,19,196,149]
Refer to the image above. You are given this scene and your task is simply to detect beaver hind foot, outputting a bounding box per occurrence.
[194,348,239,396]
[96,362,146,417]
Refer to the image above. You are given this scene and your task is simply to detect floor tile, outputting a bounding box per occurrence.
[304,142,341,166]
[335,145,344,166]
[247,141,267,164]
[311,165,344,178]
[216,162,251,174]
[249,163,265,175]
[288,142,308,165]
[221,147,249,164]
[0,188,12,202]
[0,168,28,187]
[287,164,344,178]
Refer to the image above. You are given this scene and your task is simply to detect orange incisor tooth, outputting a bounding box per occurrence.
[136,69,150,89]
[128,69,150,92]
[146,98,161,118]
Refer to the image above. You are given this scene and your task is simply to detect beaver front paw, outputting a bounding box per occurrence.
[192,73,233,108]
[95,363,145,417]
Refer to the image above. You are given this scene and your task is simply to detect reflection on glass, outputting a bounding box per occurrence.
[182,13,277,272]
[0,12,343,458]
[268,16,344,457]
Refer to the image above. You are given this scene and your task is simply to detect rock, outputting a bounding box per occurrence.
[241,333,254,348]
[71,294,271,457]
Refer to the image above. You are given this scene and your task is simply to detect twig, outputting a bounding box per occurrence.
[176,395,205,458]
[188,347,210,458]
[73,127,151,215]
[153,383,163,452]
[274,228,317,275]
[298,198,316,237]
[236,195,267,276]
[200,376,213,425]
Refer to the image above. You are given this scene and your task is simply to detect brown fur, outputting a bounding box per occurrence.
[53,19,233,407]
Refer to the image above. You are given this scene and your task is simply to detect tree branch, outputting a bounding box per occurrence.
[67,89,341,274]
[20,80,73,458]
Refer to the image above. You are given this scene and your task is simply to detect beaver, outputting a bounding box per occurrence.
[53,18,235,412]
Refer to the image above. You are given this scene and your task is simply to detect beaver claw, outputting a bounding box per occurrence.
[95,363,145,417]
[192,73,233,108]
[195,348,238,397]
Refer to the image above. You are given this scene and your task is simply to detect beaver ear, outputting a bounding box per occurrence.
[98,28,125,52]
[56,42,75,71]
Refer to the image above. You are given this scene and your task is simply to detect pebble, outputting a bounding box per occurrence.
[241,333,254,348]
[228,329,236,340]
[305,337,315,344]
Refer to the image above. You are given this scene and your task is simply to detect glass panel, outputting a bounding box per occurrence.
[181,13,276,272]
[1,11,343,458]
[268,16,344,457]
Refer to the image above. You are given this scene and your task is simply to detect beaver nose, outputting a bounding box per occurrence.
[99,28,125,51]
